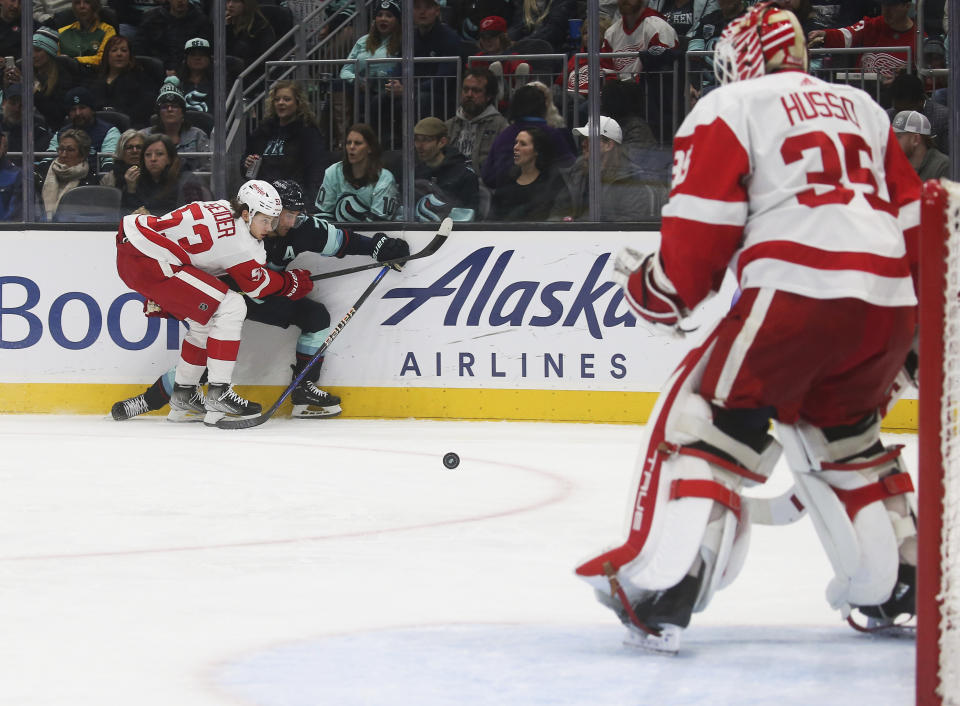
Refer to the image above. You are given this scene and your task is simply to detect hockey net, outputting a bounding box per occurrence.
[918,178,960,706]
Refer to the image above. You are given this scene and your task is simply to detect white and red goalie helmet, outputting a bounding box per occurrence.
[713,2,808,86]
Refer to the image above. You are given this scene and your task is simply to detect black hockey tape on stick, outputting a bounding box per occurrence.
[310,217,453,281]
[217,220,453,429]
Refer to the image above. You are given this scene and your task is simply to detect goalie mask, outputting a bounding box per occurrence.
[713,2,808,86]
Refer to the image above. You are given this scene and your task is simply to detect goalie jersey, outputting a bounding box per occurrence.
[659,71,921,311]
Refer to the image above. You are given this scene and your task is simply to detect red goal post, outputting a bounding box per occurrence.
[918,178,960,706]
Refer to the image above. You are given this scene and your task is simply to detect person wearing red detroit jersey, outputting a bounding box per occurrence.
[576,3,921,653]
[116,179,314,425]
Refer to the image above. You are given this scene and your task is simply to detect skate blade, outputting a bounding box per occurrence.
[166,409,204,423]
[292,404,342,418]
[622,624,681,655]
[203,410,260,427]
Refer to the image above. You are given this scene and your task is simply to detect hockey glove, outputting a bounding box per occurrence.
[279,269,314,300]
[371,233,410,271]
[142,299,170,318]
[612,248,689,333]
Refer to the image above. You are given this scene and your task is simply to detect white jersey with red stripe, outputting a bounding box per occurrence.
[601,9,679,80]
[659,70,921,311]
[122,200,285,299]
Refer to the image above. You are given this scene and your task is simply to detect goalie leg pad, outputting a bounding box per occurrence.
[777,416,916,613]
[576,335,780,618]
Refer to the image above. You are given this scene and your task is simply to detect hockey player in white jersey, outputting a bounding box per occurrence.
[575,2,922,652]
[116,179,315,425]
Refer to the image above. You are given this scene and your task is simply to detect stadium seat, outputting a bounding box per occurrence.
[53,185,121,223]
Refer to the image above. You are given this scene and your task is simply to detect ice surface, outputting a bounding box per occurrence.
[0,416,916,705]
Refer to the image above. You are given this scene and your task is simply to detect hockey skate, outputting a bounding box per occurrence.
[291,379,341,418]
[168,383,206,423]
[848,564,917,636]
[111,392,152,420]
[203,384,262,426]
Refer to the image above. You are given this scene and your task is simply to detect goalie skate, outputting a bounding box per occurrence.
[623,623,682,655]
[168,383,206,423]
[291,380,342,419]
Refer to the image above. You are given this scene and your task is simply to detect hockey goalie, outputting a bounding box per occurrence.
[575,2,922,653]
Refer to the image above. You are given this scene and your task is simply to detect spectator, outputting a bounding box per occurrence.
[551,116,667,221]
[688,0,745,98]
[25,28,76,130]
[110,0,165,39]
[0,0,22,60]
[808,0,920,79]
[601,0,680,81]
[120,133,211,214]
[452,0,515,42]
[89,35,158,127]
[648,0,718,40]
[892,110,950,180]
[34,0,74,27]
[40,127,98,218]
[474,15,530,101]
[48,86,120,170]
[0,129,22,220]
[489,127,560,221]
[139,78,210,170]
[57,0,116,67]
[315,122,399,221]
[445,66,508,172]
[888,71,949,155]
[225,0,276,65]
[563,15,613,102]
[480,82,575,188]
[177,38,214,114]
[317,0,357,56]
[411,0,463,117]
[528,80,564,128]
[243,79,328,209]
[99,127,143,187]
[1,84,53,154]
[134,0,213,73]
[412,116,479,221]
[338,0,401,147]
[508,0,576,52]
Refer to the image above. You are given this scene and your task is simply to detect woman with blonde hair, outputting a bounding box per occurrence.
[40,127,99,219]
[508,0,576,51]
[100,129,145,188]
[243,80,328,204]
[225,0,277,65]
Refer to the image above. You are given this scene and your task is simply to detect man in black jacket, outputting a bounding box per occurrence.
[413,116,479,222]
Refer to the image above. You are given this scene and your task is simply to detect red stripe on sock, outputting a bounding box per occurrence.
[207,338,241,361]
[181,340,207,366]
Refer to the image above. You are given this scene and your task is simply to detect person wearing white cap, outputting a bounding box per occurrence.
[551,116,667,221]
[177,38,214,114]
[892,109,950,180]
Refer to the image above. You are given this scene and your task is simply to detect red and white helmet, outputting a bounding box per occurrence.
[713,2,808,86]
[237,179,283,220]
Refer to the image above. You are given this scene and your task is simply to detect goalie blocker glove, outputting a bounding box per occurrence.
[612,248,689,330]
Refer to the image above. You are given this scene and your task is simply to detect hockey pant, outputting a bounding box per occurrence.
[116,240,246,386]
[576,288,916,621]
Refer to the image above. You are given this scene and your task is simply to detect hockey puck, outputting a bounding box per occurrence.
[443,452,460,469]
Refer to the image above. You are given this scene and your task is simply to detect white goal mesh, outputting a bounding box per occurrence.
[920,177,960,706]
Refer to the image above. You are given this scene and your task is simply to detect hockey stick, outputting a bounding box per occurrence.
[216,266,391,429]
[217,219,453,429]
[310,217,453,281]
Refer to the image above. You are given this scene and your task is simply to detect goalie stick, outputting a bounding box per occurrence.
[310,218,453,281]
[216,219,453,429]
